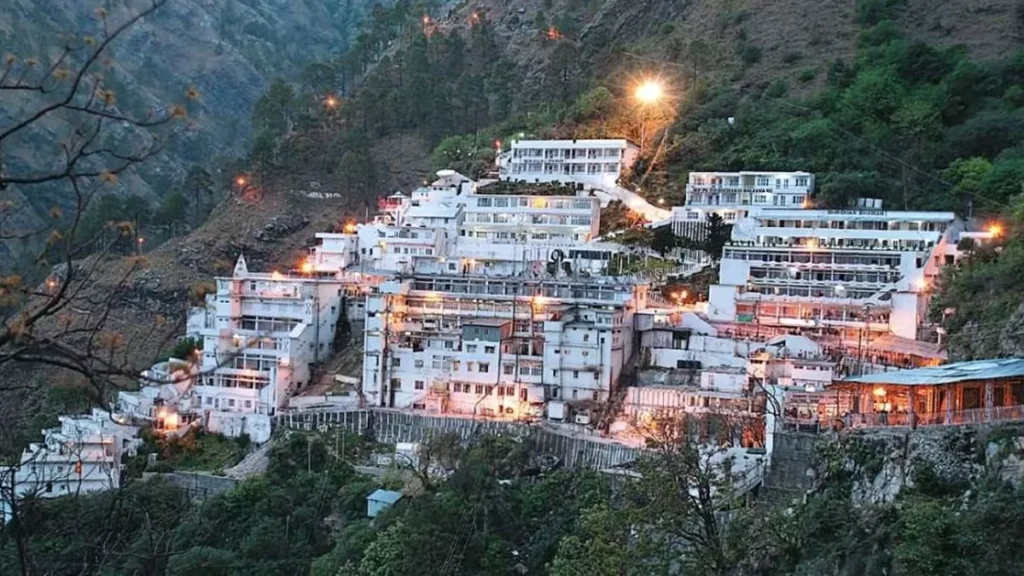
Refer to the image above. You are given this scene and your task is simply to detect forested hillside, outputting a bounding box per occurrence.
[5,428,1024,575]
[242,0,1024,355]
[0,0,374,269]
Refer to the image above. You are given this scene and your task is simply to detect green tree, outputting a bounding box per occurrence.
[253,79,297,138]
[650,224,679,257]
[703,213,731,261]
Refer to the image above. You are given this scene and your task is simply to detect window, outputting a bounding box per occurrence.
[205,397,213,406]
[574,371,580,378]
[484,346,495,354]
[552,369,558,377]
[503,364,515,375]
[245,400,252,408]
[415,359,424,368]
[475,385,484,394]
[393,358,401,367]
[572,390,578,400]
[454,383,463,393]
[444,341,454,350]
[479,363,490,373]
[415,380,425,390]
[390,378,401,390]
[583,334,589,342]
[796,176,809,187]
[466,344,478,353]
[228,398,236,407]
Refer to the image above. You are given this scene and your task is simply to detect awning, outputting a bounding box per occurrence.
[866,334,947,360]
[834,358,1024,387]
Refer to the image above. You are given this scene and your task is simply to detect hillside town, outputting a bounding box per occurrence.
[4,137,1018,514]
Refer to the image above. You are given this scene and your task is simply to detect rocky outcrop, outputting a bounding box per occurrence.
[818,423,1024,505]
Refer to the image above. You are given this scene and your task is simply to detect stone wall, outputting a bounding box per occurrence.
[144,472,239,500]
[761,431,819,504]
[276,410,641,471]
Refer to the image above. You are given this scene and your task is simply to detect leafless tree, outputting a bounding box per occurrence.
[0,0,187,402]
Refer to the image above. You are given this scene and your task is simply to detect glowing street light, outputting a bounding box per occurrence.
[988,223,1003,238]
[634,79,665,155]
[634,80,664,105]
[235,175,247,187]
[324,95,339,109]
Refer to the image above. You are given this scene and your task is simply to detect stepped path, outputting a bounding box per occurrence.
[594,185,672,224]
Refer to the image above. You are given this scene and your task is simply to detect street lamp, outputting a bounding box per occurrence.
[634,79,664,155]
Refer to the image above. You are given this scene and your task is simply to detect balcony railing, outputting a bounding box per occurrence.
[847,405,1024,428]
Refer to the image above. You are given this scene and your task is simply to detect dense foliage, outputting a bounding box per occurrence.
[6,428,1024,575]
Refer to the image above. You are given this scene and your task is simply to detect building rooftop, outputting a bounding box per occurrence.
[406,204,459,219]
[367,489,404,504]
[838,358,1024,386]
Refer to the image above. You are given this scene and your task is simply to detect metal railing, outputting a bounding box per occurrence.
[848,405,1024,428]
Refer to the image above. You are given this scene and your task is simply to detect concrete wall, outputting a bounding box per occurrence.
[145,472,239,500]
[275,410,640,471]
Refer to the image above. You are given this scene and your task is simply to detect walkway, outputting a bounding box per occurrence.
[593,185,672,223]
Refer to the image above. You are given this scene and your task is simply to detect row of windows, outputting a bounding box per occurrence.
[513,148,621,159]
[239,316,300,334]
[202,396,254,410]
[723,250,904,267]
[231,356,278,371]
[511,163,618,175]
[475,197,592,210]
[690,175,810,188]
[761,219,947,232]
[390,246,433,256]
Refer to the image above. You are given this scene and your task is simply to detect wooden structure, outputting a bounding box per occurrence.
[827,358,1024,428]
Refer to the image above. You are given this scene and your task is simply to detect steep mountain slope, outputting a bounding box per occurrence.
[451,0,1021,92]
[0,0,371,265]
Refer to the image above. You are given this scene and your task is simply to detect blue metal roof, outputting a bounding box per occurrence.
[839,358,1024,387]
[367,489,404,504]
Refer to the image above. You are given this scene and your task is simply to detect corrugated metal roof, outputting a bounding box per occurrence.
[837,358,1024,386]
[368,489,403,504]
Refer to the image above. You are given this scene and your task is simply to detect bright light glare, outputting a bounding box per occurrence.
[635,80,664,105]
[988,224,1003,237]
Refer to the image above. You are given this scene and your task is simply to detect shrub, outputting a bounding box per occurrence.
[798,68,817,83]
[764,80,789,98]
[740,45,762,65]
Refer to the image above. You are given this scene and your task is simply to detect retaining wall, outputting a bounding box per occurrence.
[276,410,641,470]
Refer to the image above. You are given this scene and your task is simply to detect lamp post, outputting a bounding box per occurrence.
[634,80,664,156]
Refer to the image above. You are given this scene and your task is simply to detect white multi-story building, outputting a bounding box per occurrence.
[461,192,600,243]
[671,170,815,243]
[499,139,640,190]
[188,255,345,417]
[708,200,959,343]
[362,274,648,418]
[2,409,139,522]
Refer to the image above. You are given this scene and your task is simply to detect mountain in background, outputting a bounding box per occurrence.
[0,0,373,266]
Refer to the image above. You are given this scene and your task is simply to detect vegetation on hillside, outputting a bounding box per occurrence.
[5,427,1024,575]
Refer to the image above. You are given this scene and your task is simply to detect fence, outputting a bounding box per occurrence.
[275,409,642,470]
[849,405,1024,428]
